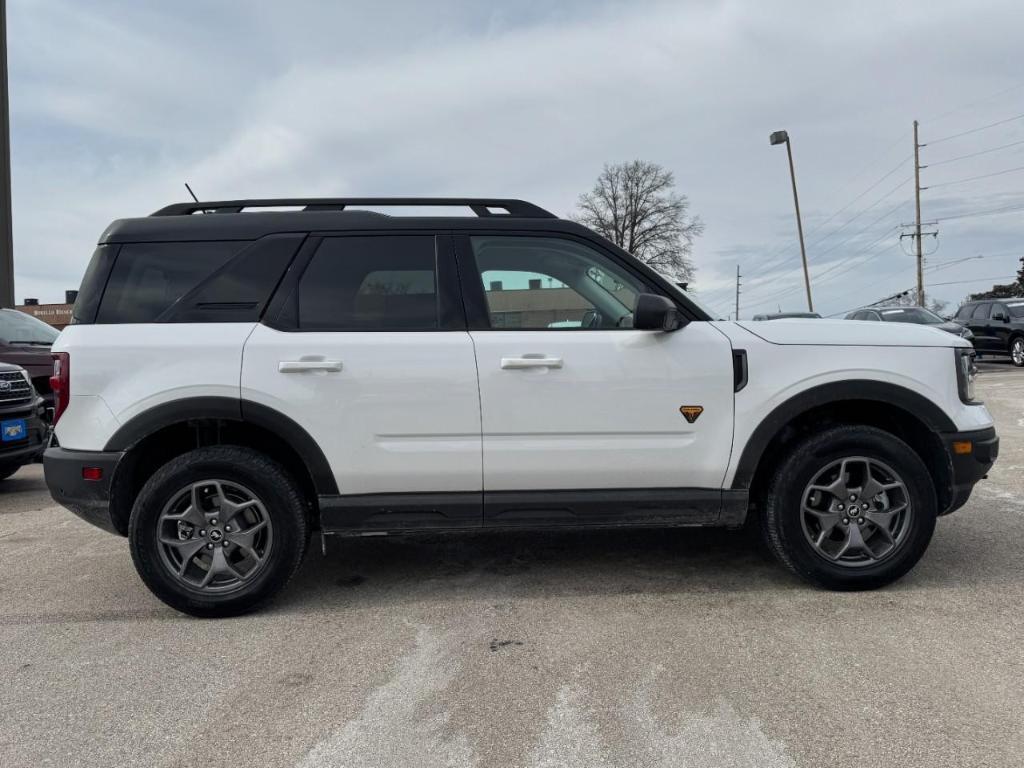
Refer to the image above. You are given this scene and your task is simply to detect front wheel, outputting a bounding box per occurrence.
[1010,336,1024,367]
[129,446,309,617]
[761,426,937,590]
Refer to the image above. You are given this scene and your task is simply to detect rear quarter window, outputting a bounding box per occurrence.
[95,241,242,324]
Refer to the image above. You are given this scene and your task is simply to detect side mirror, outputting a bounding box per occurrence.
[993,311,1009,323]
[633,293,683,331]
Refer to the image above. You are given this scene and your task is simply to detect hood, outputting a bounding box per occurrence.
[935,321,968,336]
[0,344,53,375]
[733,318,970,348]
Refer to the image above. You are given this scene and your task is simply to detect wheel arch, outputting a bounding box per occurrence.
[734,380,955,518]
[104,397,335,535]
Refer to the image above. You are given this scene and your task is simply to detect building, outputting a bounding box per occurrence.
[15,290,77,329]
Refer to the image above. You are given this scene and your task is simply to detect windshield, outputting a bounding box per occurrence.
[0,308,60,344]
[877,307,944,325]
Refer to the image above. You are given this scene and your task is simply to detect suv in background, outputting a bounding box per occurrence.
[44,198,998,616]
[0,362,47,481]
[846,306,973,341]
[0,308,59,415]
[954,299,1024,366]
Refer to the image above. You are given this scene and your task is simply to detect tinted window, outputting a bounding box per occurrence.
[97,242,239,324]
[955,304,974,321]
[469,236,646,330]
[878,307,943,324]
[1006,300,1024,318]
[298,236,438,330]
[971,303,991,320]
[73,245,118,324]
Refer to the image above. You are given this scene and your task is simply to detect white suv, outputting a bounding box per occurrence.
[44,198,999,616]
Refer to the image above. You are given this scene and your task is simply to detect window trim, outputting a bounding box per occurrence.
[452,231,669,331]
[263,231,466,333]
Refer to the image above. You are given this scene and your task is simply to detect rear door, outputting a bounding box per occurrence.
[967,303,994,350]
[241,234,483,531]
[456,232,735,527]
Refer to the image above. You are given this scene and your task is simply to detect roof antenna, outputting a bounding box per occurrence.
[184,182,199,203]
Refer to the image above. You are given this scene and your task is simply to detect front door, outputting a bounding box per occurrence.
[242,234,482,530]
[456,233,735,527]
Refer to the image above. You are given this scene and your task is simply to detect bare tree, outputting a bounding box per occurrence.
[573,160,703,283]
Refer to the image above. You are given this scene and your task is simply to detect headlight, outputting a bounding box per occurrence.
[956,349,978,403]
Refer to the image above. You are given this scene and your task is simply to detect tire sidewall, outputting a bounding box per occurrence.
[1010,336,1024,367]
[129,447,307,617]
[767,427,937,589]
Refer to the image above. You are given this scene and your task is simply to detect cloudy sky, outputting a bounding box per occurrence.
[7,0,1024,317]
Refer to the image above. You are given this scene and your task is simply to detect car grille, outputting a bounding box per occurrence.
[0,370,33,406]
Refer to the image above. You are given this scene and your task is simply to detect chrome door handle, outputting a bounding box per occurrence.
[278,360,343,373]
[500,356,563,370]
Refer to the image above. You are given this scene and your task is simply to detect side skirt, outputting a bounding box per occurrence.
[318,489,749,535]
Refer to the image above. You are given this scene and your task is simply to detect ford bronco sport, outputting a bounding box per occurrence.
[44,198,999,617]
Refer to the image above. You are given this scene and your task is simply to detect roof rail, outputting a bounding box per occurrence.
[151,197,556,219]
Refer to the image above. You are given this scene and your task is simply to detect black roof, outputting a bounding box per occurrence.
[100,197,587,244]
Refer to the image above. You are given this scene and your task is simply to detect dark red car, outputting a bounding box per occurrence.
[0,308,59,415]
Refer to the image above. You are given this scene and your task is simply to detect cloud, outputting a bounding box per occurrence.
[8,0,1024,312]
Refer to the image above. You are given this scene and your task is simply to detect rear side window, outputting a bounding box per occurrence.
[971,303,991,320]
[96,242,239,324]
[297,236,438,330]
[955,304,974,321]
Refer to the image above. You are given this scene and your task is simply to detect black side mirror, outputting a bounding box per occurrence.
[633,293,683,331]
[993,312,1009,323]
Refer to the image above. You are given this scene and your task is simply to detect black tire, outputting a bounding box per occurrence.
[1009,335,1024,367]
[0,462,21,481]
[761,425,937,590]
[129,446,309,617]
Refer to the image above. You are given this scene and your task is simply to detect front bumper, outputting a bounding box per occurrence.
[0,398,47,466]
[942,426,999,515]
[43,446,125,534]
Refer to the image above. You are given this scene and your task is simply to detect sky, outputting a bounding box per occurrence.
[7,0,1024,318]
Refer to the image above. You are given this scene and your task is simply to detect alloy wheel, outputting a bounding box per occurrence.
[1012,338,1024,366]
[800,456,912,567]
[156,480,274,592]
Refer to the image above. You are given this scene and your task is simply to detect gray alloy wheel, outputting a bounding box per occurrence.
[800,456,912,567]
[1011,337,1024,367]
[156,479,274,593]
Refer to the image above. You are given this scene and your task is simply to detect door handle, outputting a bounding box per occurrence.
[278,360,343,373]
[500,356,563,370]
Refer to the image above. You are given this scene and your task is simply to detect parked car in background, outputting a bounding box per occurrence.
[954,298,1024,366]
[751,312,821,320]
[0,362,48,481]
[845,306,973,341]
[0,308,60,415]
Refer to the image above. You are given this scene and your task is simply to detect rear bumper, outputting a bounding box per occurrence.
[943,426,999,515]
[43,446,125,534]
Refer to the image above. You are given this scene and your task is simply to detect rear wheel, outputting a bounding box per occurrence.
[129,446,309,617]
[1010,336,1024,367]
[761,426,936,590]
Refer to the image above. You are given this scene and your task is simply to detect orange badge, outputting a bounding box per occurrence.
[679,405,703,423]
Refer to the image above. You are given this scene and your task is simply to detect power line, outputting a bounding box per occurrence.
[927,138,1024,167]
[924,81,1024,124]
[927,164,1024,189]
[926,111,1024,145]
[933,202,1024,223]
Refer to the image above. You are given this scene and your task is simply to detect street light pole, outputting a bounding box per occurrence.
[0,0,13,308]
[769,130,813,312]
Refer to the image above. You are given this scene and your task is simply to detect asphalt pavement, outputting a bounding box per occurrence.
[1,368,1022,767]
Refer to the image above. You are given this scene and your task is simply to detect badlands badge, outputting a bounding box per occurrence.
[679,405,703,424]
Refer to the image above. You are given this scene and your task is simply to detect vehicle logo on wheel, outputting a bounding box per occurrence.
[679,405,703,423]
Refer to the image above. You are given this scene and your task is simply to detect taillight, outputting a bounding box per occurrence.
[50,352,70,424]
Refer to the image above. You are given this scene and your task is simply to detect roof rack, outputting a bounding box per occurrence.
[151,197,556,219]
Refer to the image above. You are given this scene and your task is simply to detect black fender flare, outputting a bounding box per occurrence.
[730,380,956,490]
[103,396,338,494]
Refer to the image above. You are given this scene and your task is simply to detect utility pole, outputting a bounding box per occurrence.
[0,0,12,308]
[913,119,925,307]
[735,264,741,320]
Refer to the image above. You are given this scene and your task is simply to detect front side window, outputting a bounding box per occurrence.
[297,236,438,330]
[469,236,646,330]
